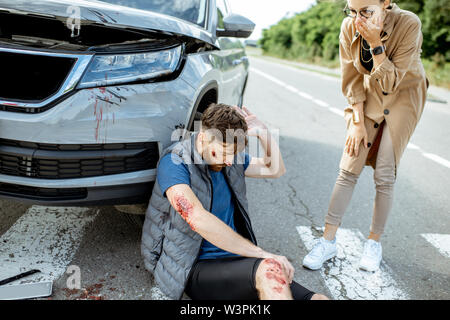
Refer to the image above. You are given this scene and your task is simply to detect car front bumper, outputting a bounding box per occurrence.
[0,61,199,205]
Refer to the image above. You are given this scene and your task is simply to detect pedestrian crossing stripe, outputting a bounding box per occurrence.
[296,226,409,300]
[0,206,98,285]
[421,233,450,259]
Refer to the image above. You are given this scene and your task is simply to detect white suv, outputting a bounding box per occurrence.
[0,0,254,208]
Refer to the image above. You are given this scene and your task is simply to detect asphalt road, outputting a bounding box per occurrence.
[0,56,449,300]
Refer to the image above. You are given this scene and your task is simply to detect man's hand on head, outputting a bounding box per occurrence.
[233,106,268,137]
[232,106,286,179]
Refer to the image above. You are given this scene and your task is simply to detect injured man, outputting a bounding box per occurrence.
[141,103,330,300]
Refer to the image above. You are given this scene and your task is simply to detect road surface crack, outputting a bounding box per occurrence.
[286,180,323,238]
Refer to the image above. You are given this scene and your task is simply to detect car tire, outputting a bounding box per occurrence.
[186,83,218,132]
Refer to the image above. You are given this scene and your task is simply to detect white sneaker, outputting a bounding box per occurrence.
[303,237,337,270]
[359,239,382,272]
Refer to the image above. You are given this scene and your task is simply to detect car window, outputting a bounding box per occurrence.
[223,0,231,13]
[216,0,227,29]
[95,0,208,27]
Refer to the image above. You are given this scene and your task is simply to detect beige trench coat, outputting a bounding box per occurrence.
[339,3,428,175]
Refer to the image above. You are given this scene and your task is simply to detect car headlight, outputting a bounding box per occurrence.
[77,45,182,89]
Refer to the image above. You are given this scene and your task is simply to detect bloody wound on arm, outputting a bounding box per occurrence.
[174,193,197,231]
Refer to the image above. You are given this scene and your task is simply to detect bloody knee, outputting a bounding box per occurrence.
[256,258,289,295]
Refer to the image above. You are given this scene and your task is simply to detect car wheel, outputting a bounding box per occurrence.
[189,111,203,131]
[187,85,217,131]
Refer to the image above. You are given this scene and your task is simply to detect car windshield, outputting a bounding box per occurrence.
[95,0,208,27]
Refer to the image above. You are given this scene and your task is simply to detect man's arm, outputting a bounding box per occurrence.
[165,183,294,281]
[166,183,266,257]
[233,107,286,179]
[245,128,286,178]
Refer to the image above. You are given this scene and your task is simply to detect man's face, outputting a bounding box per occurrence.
[200,131,236,170]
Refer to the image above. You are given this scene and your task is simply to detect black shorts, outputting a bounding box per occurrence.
[185,256,315,300]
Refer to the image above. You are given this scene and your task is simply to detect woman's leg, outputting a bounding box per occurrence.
[370,126,396,239]
[303,168,361,270]
[323,168,361,240]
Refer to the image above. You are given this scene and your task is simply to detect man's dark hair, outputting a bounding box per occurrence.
[201,103,248,153]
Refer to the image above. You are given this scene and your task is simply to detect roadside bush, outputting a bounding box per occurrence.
[260,0,449,63]
[258,0,449,86]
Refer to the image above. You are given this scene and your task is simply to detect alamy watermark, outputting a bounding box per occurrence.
[66,265,81,290]
[169,120,282,175]
[66,5,81,38]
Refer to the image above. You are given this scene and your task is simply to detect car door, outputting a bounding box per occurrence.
[223,0,248,106]
[215,0,247,106]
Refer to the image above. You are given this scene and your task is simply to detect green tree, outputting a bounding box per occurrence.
[421,0,450,61]
[259,0,449,62]
[260,18,295,58]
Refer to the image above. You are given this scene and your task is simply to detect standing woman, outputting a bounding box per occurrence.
[303,0,428,272]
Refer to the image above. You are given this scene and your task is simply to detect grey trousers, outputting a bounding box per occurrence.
[325,124,397,235]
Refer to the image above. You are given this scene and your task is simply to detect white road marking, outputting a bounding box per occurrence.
[313,99,330,108]
[250,67,318,103]
[421,234,450,258]
[296,226,409,300]
[297,91,314,100]
[250,66,450,170]
[0,206,98,285]
[249,67,287,88]
[285,85,299,94]
[329,107,345,117]
[250,67,326,107]
[250,56,340,82]
[407,143,422,151]
[407,144,450,169]
[328,108,450,169]
[422,153,450,169]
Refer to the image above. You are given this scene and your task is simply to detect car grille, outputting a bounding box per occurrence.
[0,139,159,179]
[0,51,76,102]
[0,182,87,201]
[0,46,93,114]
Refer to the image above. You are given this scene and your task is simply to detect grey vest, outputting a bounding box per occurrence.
[141,132,257,299]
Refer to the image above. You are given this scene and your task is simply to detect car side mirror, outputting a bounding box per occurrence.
[216,13,255,38]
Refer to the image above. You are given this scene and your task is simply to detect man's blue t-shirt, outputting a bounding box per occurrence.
[157,152,251,260]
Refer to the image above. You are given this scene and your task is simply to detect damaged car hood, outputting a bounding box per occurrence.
[0,0,217,47]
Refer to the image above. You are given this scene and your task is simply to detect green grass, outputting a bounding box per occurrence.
[422,59,450,89]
